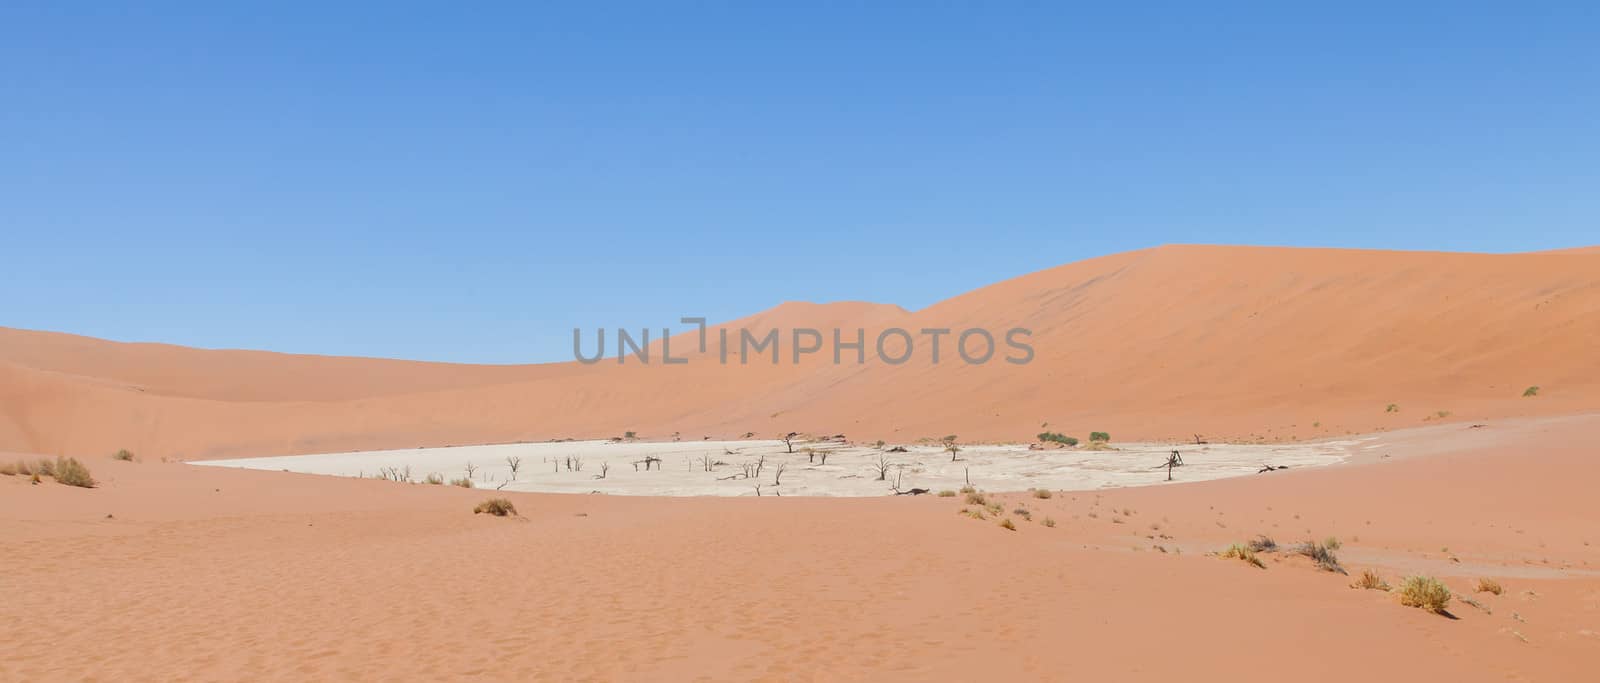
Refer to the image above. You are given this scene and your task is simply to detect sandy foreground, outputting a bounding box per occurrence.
[191,438,1354,496]
[4,415,1598,681]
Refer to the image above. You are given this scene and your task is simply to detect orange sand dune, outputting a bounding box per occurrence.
[4,415,1597,680]
[2,244,1597,459]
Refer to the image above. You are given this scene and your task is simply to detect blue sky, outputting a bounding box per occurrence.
[3,3,1596,363]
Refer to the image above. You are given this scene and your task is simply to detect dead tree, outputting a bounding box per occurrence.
[506,456,522,480]
[772,462,786,486]
[594,463,610,479]
[873,453,892,481]
[817,450,830,465]
[464,462,478,480]
[782,432,798,453]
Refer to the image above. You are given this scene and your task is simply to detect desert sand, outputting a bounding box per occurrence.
[3,244,1599,681]
[4,415,1598,681]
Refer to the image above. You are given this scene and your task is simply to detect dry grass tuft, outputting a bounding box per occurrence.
[1247,535,1278,553]
[998,518,1016,531]
[1398,576,1452,614]
[1351,569,1390,591]
[112,449,135,462]
[473,498,517,516]
[1475,577,1503,595]
[1042,517,1056,528]
[964,491,988,506]
[52,457,96,488]
[450,477,473,488]
[959,485,976,494]
[1221,544,1265,569]
[937,489,956,497]
[422,472,445,485]
[1293,539,1346,574]
[1032,488,1053,499]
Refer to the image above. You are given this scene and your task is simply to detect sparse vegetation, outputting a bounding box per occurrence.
[473,498,517,516]
[450,477,474,488]
[1042,517,1056,528]
[112,449,135,461]
[1089,431,1111,443]
[964,491,988,506]
[1032,488,1053,499]
[422,472,445,485]
[1221,544,1265,568]
[623,431,637,440]
[1351,569,1390,591]
[1247,535,1278,553]
[50,457,96,488]
[998,518,1016,531]
[1386,403,1399,413]
[959,485,976,494]
[1475,578,1503,595]
[1324,536,1342,550]
[1522,385,1540,397]
[1037,432,1078,446]
[1398,575,1452,614]
[1293,539,1346,574]
[937,489,956,497]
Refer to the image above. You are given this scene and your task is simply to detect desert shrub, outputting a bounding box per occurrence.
[450,477,474,488]
[937,489,956,497]
[1012,507,1032,521]
[1398,576,1451,613]
[958,485,976,494]
[960,508,986,520]
[1042,517,1056,528]
[1324,536,1342,550]
[1221,544,1265,569]
[1351,569,1390,591]
[422,473,445,485]
[1089,431,1111,443]
[1475,578,1503,595]
[35,458,56,478]
[1037,432,1078,446]
[964,491,988,506]
[998,518,1016,531]
[473,498,517,516]
[1247,535,1278,553]
[1032,488,1053,499]
[112,449,135,462]
[1522,385,1539,397]
[52,457,96,488]
[1293,540,1345,573]
[1385,403,1399,413]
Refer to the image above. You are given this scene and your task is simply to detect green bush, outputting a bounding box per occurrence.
[1089,431,1111,443]
[1523,385,1539,397]
[1037,432,1079,446]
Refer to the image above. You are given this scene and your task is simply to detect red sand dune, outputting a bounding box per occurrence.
[4,415,1597,680]
[2,244,1596,460]
[4,244,1599,680]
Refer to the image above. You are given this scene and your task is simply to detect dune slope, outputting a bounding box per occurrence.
[1,244,1596,459]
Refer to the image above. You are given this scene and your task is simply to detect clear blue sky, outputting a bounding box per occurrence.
[3,3,1596,363]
